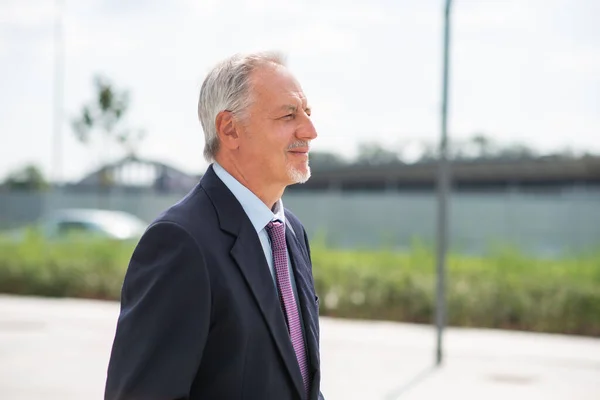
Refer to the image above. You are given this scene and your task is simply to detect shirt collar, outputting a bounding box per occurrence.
[212,162,285,233]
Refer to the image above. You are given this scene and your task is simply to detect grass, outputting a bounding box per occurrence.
[1,231,598,336]
[311,239,600,336]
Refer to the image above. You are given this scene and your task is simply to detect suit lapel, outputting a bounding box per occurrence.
[201,166,305,399]
[230,224,306,399]
[285,225,321,397]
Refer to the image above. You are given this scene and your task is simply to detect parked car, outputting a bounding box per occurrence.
[3,208,148,242]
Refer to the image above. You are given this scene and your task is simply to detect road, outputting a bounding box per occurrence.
[0,295,598,399]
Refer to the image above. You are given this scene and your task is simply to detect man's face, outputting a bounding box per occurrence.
[236,64,317,186]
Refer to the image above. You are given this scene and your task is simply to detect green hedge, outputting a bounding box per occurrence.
[1,232,599,336]
[311,241,600,336]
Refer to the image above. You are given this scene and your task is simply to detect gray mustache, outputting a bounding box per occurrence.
[287,141,310,150]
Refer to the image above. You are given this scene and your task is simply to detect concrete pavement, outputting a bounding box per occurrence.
[0,295,598,399]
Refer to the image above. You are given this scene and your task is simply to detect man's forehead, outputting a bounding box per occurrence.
[252,65,302,92]
[251,69,308,108]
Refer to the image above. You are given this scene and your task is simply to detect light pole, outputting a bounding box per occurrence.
[435,0,453,366]
[52,0,65,187]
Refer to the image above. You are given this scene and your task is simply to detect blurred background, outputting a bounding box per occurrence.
[0,0,599,399]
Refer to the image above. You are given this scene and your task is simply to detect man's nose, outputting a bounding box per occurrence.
[297,117,318,141]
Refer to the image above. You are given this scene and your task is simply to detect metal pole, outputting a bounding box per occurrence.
[47,0,65,217]
[52,0,65,186]
[436,0,452,366]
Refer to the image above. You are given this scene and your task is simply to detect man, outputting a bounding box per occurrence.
[104,52,324,400]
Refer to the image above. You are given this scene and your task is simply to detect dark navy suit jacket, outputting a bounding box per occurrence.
[105,165,324,400]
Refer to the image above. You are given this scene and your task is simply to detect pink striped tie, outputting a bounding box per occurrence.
[266,220,310,397]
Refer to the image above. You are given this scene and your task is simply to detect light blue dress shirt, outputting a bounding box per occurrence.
[212,162,302,307]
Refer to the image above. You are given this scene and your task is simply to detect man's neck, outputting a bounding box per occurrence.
[215,158,284,210]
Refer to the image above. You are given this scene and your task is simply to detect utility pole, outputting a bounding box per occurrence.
[436,0,453,366]
[52,0,65,187]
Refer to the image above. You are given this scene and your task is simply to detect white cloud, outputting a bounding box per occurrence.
[0,39,8,58]
[0,1,55,28]
[184,2,218,18]
[456,0,544,31]
[285,23,360,56]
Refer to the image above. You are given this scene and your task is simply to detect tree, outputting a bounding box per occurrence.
[497,143,537,159]
[72,75,146,161]
[355,142,402,165]
[470,132,495,158]
[2,164,48,191]
[308,151,347,170]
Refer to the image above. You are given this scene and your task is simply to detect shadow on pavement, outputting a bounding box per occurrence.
[382,364,439,400]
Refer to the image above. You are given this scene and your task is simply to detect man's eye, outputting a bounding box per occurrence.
[283,114,295,119]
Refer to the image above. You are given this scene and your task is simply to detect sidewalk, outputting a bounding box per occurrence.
[320,317,600,399]
[0,295,598,399]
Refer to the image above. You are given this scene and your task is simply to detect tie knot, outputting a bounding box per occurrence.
[266,220,286,250]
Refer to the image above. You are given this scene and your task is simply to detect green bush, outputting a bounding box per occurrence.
[0,233,598,336]
[0,231,134,300]
[312,240,600,336]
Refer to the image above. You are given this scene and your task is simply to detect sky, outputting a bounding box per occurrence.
[0,0,598,183]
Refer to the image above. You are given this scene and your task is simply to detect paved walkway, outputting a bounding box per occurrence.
[0,295,598,399]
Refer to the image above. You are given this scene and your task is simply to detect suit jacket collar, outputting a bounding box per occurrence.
[199,165,245,236]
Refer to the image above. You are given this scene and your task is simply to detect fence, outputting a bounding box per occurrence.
[1,187,598,256]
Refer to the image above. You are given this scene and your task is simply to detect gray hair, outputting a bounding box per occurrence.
[198,51,287,162]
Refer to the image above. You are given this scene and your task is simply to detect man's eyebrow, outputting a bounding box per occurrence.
[279,104,298,113]
[278,104,311,113]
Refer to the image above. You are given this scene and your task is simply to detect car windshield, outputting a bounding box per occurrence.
[92,212,147,239]
[49,209,148,239]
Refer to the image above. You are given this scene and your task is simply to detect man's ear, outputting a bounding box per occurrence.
[215,110,240,151]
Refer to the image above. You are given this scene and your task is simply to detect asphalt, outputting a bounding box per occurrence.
[0,295,598,400]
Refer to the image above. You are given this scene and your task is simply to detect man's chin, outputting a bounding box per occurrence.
[287,165,311,184]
